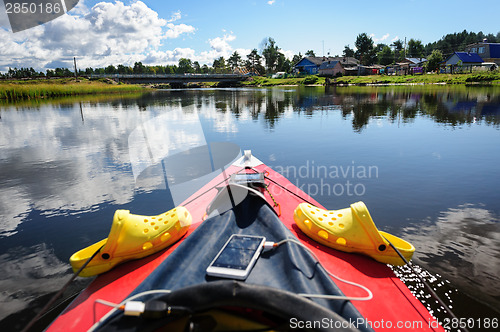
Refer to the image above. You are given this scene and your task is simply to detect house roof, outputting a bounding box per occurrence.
[295,56,359,67]
[305,57,330,65]
[404,57,427,64]
[319,61,340,69]
[294,57,317,68]
[330,57,359,66]
[452,52,484,63]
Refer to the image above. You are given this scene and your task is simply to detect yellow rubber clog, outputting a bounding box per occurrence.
[70,207,191,277]
[294,202,414,265]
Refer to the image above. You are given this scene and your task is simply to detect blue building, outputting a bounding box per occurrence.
[443,52,484,73]
[294,57,325,75]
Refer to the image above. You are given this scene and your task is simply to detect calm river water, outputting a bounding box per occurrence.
[0,85,499,331]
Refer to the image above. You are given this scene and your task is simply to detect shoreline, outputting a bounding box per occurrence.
[1,73,499,102]
[241,72,500,87]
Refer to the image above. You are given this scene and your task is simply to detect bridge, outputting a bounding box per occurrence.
[90,74,246,86]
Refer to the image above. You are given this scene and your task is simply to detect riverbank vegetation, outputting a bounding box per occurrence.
[242,70,500,86]
[333,71,500,85]
[0,78,145,101]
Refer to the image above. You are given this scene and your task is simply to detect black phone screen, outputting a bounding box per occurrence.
[212,236,263,270]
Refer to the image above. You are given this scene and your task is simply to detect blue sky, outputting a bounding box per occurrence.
[1,0,500,71]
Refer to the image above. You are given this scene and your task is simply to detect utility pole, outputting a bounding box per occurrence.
[404,37,407,58]
[74,57,78,81]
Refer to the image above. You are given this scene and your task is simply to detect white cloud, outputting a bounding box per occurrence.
[0,1,10,30]
[391,35,400,42]
[0,2,266,70]
[209,33,236,53]
[281,49,295,60]
[168,10,182,22]
[0,1,197,71]
[143,48,197,65]
[138,32,243,66]
[370,33,390,43]
[165,23,196,39]
[267,0,276,5]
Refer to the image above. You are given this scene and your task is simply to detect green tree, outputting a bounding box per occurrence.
[133,62,145,74]
[377,45,394,65]
[354,33,376,65]
[276,53,292,73]
[343,45,355,58]
[261,37,280,73]
[391,40,405,62]
[375,43,387,53]
[213,57,227,73]
[177,58,194,73]
[228,51,242,70]
[305,50,316,57]
[408,39,424,58]
[292,52,303,65]
[193,61,201,73]
[246,49,264,74]
[104,65,117,74]
[117,64,130,74]
[425,50,444,72]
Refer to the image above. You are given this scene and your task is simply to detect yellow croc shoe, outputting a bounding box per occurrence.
[294,202,414,265]
[70,206,192,277]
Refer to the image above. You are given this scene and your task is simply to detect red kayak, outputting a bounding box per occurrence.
[47,151,443,332]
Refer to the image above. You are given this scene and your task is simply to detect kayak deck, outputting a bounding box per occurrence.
[48,162,443,331]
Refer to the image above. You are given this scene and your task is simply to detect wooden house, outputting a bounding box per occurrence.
[465,41,500,65]
[318,60,343,76]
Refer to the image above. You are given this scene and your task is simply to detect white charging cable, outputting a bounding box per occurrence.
[263,238,373,302]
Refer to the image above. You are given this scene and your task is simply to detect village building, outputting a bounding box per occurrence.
[392,57,428,75]
[442,52,484,73]
[318,60,343,76]
[294,56,359,75]
[465,40,500,65]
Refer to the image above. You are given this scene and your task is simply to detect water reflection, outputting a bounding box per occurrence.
[0,103,139,236]
[0,86,499,329]
[0,243,70,319]
[330,86,500,130]
[400,204,500,309]
[148,86,500,131]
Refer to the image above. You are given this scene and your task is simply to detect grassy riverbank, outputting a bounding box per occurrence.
[242,71,500,87]
[0,78,146,101]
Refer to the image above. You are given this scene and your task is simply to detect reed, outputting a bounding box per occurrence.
[0,78,145,101]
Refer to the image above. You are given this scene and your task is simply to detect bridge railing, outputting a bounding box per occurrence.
[90,74,245,79]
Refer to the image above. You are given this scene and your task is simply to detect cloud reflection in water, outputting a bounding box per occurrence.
[400,204,500,308]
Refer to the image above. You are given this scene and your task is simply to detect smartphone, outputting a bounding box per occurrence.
[206,234,266,280]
